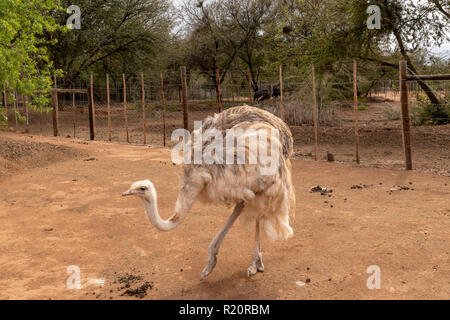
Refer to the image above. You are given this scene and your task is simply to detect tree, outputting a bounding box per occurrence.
[181,0,274,91]
[0,0,63,118]
[262,0,449,105]
[50,0,174,86]
[377,0,448,105]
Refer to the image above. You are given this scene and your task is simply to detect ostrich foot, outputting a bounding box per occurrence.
[200,255,217,280]
[246,253,264,277]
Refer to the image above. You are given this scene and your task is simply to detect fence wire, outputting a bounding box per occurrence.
[1,64,449,175]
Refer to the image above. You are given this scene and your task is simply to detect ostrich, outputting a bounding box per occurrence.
[253,88,272,103]
[253,85,281,102]
[122,105,296,280]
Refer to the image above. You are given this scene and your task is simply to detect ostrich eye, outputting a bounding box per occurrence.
[140,186,147,191]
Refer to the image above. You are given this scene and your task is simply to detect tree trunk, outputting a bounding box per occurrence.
[393,29,441,105]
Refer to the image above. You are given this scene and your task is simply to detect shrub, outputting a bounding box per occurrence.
[283,100,340,126]
[0,109,7,127]
[357,104,368,111]
[411,94,449,126]
[382,104,401,120]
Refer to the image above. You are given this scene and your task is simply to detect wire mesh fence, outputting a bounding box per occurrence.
[1,62,449,175]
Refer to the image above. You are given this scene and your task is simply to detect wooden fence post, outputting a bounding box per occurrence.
[72,85,76,138]
[160,72,167,147]
[279,65,284,120]
[13,89,17,126]
[123,73,129,143]
[23,94,29,132]
[85,87,89,115]
[2,84,8,126]
[106,74,111,141]
[141,72,146,145]
[88,72,96,140]
[399,61,412,170]
[180,66,189,131]
[52,74,59,136]
[216,69,223,113]
[247,68,253,105]
[353,60,360,164]
[312,64,318,161]
[1,84,5,108]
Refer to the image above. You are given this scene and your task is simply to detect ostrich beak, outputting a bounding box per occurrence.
[122,189,134,196]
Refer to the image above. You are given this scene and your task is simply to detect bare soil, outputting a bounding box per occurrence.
[0,132,448,299]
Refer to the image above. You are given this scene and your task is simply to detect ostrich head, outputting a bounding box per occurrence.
[122,180,156,201]
[122,180,182,231]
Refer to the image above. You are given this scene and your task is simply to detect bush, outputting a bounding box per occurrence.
[357,104,368,111]
[382,104,401,120]
[411,94,449,126]
[0,109,7,127]
[283,100,340,126]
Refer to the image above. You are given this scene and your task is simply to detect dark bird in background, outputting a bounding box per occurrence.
[253,85,281,103]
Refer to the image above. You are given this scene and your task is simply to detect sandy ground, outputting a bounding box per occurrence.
[0,131,449,300]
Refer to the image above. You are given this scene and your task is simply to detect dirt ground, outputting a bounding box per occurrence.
[0,131,448,300]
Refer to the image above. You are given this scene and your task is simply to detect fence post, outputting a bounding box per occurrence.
[180,66,189,131]
[52,74,59,136]
[279,65,284,120]
[216,69,223,113]
[88,72,96,140]
[399,61,412,170]
[160,72,167,147]
[106,73,111,141]
[23,94,29,132]
[141,72,147,145]
[247,68,253,105]
[353,60,360,164]
[312,64,318,161]
[85,87,89,115]
[72,85,76,138]
[123,73,130,143]
[2,84,8,126]
[13,89,17,126]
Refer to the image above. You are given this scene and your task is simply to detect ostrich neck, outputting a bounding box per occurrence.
[143,198,179,231]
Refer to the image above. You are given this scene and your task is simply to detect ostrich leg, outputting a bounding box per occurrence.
[246,218,264,277]
[200,202,245,280]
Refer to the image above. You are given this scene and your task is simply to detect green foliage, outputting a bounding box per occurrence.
[146,104,156,112]
[2,0,449,116]
[358,104,368,111]
[165,105,182,112]
[51,0,173,85]
[0,0,64,110]
[323,72,353,103]
[382,105,401,120]
[181,0,274,90]
[15,110,26,123]
[412,94,449,126]
[0,109,6,126]
[128,102,139,110]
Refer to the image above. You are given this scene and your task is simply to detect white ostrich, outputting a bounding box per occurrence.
[122,105,296,280]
